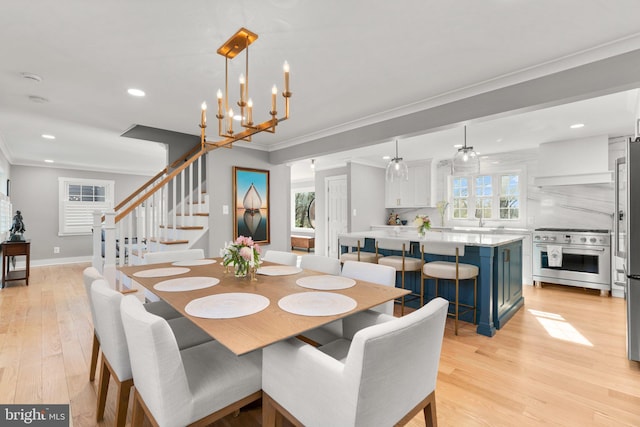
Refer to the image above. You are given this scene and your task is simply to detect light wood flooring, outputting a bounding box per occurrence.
[1,263,639,426]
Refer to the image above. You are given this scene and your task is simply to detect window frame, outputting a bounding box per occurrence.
[447,168,525,225]
[58,177,114,236]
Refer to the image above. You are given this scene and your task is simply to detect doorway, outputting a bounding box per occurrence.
[325,175,347,259]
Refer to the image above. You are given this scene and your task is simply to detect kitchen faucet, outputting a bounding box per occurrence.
[478,209,484,228]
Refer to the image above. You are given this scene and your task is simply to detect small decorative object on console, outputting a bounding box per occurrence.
[9,210,25,242]
[221,236,262,278]
[414,214,431,238]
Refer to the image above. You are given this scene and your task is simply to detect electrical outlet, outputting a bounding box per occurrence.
[53,246,60,254]
[222,205,229,215]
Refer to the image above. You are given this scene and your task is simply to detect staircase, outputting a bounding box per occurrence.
[93,145,209,286]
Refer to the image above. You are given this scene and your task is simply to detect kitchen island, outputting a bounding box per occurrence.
[338,229,526,337]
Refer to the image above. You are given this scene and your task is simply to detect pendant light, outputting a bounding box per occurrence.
[385,140,409,182]
[452,125,480,175]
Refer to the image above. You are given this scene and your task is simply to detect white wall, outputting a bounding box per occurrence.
[207,146,291,256]
[348,162,386,232]
[10,165,152,261]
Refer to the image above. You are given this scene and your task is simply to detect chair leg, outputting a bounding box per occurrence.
[89,332,99,382]
[420,273,424,307]
[131,390,145,427]
[454,279,460,335]
[115,378,134,427]
[400,269,405,316]
[423,391,438,427]
[473,277,478,324]
[96,358,110,421]
[262,393,289,427]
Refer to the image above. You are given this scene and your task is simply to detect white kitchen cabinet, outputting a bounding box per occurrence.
[385,159,435,208]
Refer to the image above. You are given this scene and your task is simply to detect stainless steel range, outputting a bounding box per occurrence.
[532,228,611,296]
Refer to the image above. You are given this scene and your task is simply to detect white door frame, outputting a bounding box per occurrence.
[325,175,348,259]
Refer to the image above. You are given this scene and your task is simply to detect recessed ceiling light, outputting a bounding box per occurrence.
[44,159,54,163]
[496,138,503,143]
[570,123,584,129]
[127,88,145,97]
[481,156,489,159]
[453,144,463,148]
[41,134,56,140]
[382,155,391,160]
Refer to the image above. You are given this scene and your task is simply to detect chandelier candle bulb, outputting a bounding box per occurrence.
[216,90,223,118]
[200,102,207,126]
[239,74,246,105]
[228,108,234,134]
[283,61,290,94]
[271,85,277,115]
[247,98,253,125]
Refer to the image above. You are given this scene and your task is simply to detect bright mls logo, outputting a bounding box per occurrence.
[0,405,69,426]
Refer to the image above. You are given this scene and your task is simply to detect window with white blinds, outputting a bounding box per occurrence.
[58,177,114,236]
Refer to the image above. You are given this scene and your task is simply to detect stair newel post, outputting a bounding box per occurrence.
[103,211,117,288]
[198,156,203,214]
[92,211,103,272]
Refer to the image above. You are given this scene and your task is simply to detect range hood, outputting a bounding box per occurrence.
[533,135,613,186]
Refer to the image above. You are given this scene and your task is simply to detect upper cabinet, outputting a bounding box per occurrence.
[385,159,436,208]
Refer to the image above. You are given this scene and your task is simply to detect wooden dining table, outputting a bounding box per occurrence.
[118,259,410,355]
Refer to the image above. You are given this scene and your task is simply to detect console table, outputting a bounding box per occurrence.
[291,235,315,252]
[2,240,30,288]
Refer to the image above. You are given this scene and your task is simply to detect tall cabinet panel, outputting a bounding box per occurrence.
[385,159,435,208]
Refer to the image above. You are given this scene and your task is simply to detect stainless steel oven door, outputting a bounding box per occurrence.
[533,243,611,290]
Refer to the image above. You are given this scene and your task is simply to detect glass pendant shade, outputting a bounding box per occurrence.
[385,140,409,182]
[452,126,480,175]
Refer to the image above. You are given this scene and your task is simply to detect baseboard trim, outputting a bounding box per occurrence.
[9,256,92,269]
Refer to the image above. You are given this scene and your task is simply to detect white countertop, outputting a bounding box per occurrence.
[340,229,526,247]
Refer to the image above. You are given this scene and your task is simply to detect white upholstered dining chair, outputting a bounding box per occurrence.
[119,295,262,427]
[299,254,341,275]
[262,250,298,266]
[299,260,398,347]
[82,266,181,382]
[342,260,396,316]
[90,280,213,427]
[262,297,449,427]
[142,248,205,264]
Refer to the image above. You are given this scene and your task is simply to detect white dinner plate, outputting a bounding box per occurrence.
[185,293,270,319]
[278,292,357,317]
[296,275,356,290]
[171,259,217,267]
[133,267,190,278]
[153,276,220,292]
[257,265,303,276]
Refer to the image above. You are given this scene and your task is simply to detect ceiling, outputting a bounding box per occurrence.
[1,1,640,177]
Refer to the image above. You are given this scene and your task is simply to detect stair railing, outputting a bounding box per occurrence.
[95,145,208,286]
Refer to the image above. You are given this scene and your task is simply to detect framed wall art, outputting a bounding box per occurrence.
[233,167,270,244]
